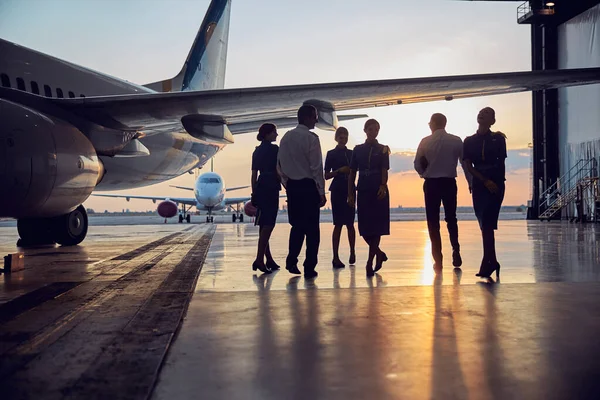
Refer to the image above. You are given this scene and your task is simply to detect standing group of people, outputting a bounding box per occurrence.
[250,104,506,280]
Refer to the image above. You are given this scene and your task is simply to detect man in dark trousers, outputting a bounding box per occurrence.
[277,105,327,279]
[414,113,470,272]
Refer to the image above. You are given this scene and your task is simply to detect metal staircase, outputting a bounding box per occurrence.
[539,159,598,220]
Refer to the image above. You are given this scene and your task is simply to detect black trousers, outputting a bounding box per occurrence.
[424,178,459,263]
[285,178,321,272]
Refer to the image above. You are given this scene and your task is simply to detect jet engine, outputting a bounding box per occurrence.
[0,99,102,219]
[244,201,257,217]
[157,200,178,218]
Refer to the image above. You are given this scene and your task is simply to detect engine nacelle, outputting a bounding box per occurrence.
[0,99,102,218]
[157,200,178,218]
[304,99,339,131]
[244,201,257,217]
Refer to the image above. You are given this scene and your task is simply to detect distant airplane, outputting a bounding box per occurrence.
[93,171,251,223]
[1,0,600,246]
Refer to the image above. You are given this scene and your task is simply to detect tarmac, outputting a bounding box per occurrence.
[1,217,600,399]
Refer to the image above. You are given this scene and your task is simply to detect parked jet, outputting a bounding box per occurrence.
[1,0,599,246]
[93,171,250,223]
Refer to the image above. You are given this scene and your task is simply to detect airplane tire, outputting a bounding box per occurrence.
[239,214,244,223]
[52,205,88,246]
[232,214,237,223]
[178,215,183,223]
[17,217,54,245]
[186,214,191,223]
[210,217,214,223]
[206,216,210,223]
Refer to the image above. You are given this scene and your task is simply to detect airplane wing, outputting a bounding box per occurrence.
[226,185,250,192]
[224,197,251,206]
[92,193,197,206]
[170,185,194,191]
[46,67,600,135]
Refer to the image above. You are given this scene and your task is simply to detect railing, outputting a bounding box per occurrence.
[539,159,598,220]
[517,1,533,22]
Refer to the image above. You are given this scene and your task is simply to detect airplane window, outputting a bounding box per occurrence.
[16,78,25,91]
[44,85,52,97]
[68,91,75,98]
[1,73,10,88]
[56,88,64,98]
[31,81,40,94]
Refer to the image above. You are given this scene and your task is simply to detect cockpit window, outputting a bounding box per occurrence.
[200,177,220,183]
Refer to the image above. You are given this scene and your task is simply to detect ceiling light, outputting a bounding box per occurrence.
[546,2,555,6]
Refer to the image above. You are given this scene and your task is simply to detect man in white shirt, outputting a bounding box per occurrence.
[278,105,327,279]
[414,113,470,271]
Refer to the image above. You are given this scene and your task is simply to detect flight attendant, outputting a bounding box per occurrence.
[324,127,356,269]
[348,119,390,277]
[463,107,507,279]
[251,123,281,274]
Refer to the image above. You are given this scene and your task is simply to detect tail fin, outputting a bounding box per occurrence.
[144,0,231,92]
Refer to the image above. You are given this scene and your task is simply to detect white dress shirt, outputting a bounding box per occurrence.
[277,124,326,195]
[414,129,470,181]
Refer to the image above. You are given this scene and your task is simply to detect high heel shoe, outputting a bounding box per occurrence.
[349,252,356,265]
[366,262,375,277]
[374,251,387,273]
[475,261,500,279]
[266,260,280,271]
[332,259,346,269]
[252,261,271,274]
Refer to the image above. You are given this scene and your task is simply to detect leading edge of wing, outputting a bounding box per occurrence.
[92,193,197,205]
[52,67,600,123]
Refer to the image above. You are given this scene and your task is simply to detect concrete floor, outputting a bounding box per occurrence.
[2,219,600,399]
[153,220,600,400]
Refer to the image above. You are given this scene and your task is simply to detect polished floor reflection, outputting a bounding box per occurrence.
[154,221,600,399]
[196,221,600,291]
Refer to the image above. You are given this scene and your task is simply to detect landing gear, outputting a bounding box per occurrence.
[231,213,244,223]
[17,205,88,247]
[206,215,213,223]
[178,204,192,223]
[53,205,88,246]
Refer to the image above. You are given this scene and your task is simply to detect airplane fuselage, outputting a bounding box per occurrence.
[194,172,226,211]
[0,38,225,193]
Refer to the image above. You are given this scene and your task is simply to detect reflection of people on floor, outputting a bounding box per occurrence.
[348,119,390,277]
[324,127,357,269]
[463,107,506,279]
[251,123,282,274]
[414,113,470,272]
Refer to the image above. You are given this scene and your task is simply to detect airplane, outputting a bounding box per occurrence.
[1,0,599,246]
[92,170,252,224]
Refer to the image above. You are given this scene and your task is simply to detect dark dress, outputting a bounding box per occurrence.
[251,141,281,226]
[350,140,390,237]
[324,146,355,226]
[463,130,507,230]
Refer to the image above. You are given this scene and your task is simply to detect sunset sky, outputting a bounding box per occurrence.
[0,0,533,210]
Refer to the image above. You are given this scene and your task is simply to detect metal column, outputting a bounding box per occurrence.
[529,22,559,219]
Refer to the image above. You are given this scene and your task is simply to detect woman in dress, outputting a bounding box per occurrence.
[324,127,356,269]
[462,107,507,279]
[251,123,281,274]
[348,119,390,277]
